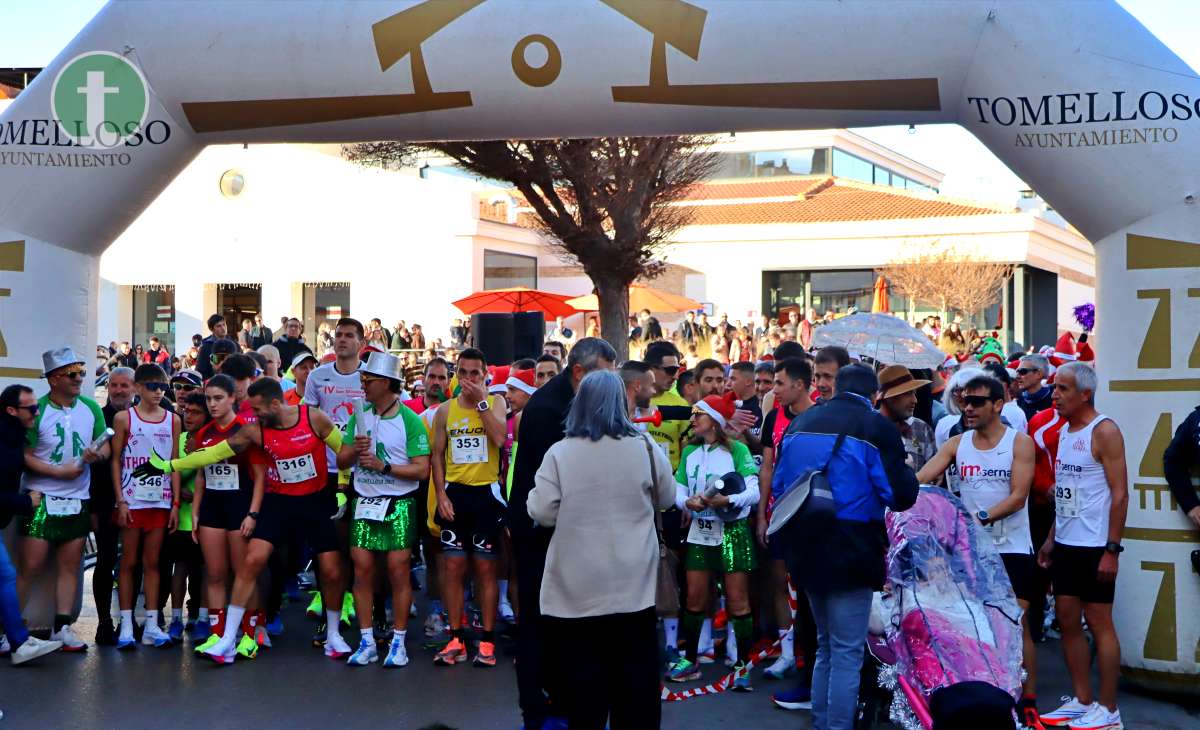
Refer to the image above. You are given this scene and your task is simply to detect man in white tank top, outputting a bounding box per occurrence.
[1036,363,1129,730]
[917,373,1041,728]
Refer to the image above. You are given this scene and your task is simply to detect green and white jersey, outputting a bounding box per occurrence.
[346,400,430,498]
[24,394,106,499]
[674,439,760,522]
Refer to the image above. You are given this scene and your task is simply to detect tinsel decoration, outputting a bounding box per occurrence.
[1072,302,1095,332]
[878,662,925,730]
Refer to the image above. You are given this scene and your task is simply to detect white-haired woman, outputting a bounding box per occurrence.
[527,369,676,730]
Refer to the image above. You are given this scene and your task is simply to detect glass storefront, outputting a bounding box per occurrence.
[132,286,175,351]
[217,284,262,336]
[711,147,935,193]
[763,269,909,321]
[483,250,536,290]
[302,282,350,352]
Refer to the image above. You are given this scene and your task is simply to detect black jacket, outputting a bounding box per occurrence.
[0,416,33,530]
[778,394,919,592]
[1016,385,1054,422]
[1164,405,1200,514]
[507,370,574,543]
[273,336,313,371]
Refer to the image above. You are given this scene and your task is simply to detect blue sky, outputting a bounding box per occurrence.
[4,0,1197,206]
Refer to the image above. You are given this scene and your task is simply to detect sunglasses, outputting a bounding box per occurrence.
[1016,368,1038,376]
[359,374,387,384]
[173,383,198,392]
[962,395,997,408]
[655,365,680,376]
[56,368,86,379]
[142,382,170,392]
[13,404,38,416]
[210,353,231,364]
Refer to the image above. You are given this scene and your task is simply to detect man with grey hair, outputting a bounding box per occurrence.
[508,337,616,730]
[90,365,135,645]
[1015,353,1053,421]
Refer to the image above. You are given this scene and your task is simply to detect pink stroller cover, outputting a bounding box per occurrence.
[881,486,1024,701]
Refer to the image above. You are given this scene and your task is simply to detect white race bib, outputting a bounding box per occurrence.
[687,511,724,546]
[981,517,1007,546]
[450,434,487,465]
[45,496,82,516]
[1054,481,1079,518]
[275,453,318,484]
[355,496,391,521]
[204,462,239,491]
[134,476,165,502]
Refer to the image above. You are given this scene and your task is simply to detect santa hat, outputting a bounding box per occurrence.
[1076,337,1095,365]
[1049,332,1077,368]
[505,369,537,396]
[694,393,737,428]
[358,344,384,362]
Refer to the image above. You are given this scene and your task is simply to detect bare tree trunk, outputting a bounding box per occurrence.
[595,277,631,362]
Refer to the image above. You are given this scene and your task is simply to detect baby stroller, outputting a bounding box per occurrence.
[861,486,1023,729]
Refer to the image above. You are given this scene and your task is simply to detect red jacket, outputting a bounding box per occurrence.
[1028,407,1065,504]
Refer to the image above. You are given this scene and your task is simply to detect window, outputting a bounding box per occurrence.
[873,166,891,186]
[302,283,350,353]
[216,284,262,344]
[832,149,874,184]
[132,286,175,352]
[710,148,831,180]
[483,250,536,290]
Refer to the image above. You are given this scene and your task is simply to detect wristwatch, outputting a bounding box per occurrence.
[977,510,990,525]
[476,399,490,413]
[247,511,259,520]
[382,463,393,476]
[1104,542,1124,554]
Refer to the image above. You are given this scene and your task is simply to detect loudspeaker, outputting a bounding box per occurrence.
[512,312,546,362]
[470,313,515,365]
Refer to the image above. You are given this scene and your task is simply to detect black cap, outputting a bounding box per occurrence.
[213,338,239,355]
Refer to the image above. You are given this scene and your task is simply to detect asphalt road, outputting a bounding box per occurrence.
[1,572,1197,729]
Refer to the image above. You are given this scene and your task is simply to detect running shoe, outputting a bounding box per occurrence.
[324,632,353,660]
[498,601,515,623]
[697,648,716,665]
[194,633,221,655]
[11,636,62,666]
[424,612,448,638]
[762,653,797,679]
[167,618,185,644]
[117,630,137,651]
[305,592,323,619]
[190,620,210,643]
[254,624,271,649]
[383,637,409,668]
[731,662,753,692]
[142,623,172,648]
[1066,704,1122,730]
[473,640,497,668]
[346,637,378,666]
[266,616,284,637]
[340,592,355,627]
[311,622,328,648]
[202,639,237,665]
[94,620,117,647]
[772,684,813,710]
[1019,697,1046,730]
[236,634,258,660]
[0,635,9,655]
[49,625,88,653]
[434,637,468,665]
[1042,698,1094,727]
[666,657,701,682]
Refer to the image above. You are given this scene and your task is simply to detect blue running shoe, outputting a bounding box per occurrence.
[266,616,285,637]
[167,618,185,643]
[731,662,753,692]
[666,657,700,683]
[116,635,137,651]
[382,636,409,667]
[190,621,210,643]
[772,683,813,710]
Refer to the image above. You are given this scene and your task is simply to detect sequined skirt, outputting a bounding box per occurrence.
[350,495,416,552]
[19,498,92,543]
[685,517,757,573]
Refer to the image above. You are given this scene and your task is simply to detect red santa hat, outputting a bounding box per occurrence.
[694,392,737,428]
[1076,337,1095,365]
[505,369,537,396]
[1049,332,1077,368]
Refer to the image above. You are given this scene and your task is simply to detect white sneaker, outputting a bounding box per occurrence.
[762,653,797,679]
[346,638,378,666]
[201,638,237,665]
[383,637,409,667]
[49,625,87,652]
[498,602,515,622]
[11,636,63,665]
[1067,704,1122,730]
[324,631,353,660]
[1042,697,1093,727]
[0,634,10,656]
[141,623,171,648]
[424,612,448,637]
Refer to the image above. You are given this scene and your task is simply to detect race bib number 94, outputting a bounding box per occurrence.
[687,511,724,546]
[276,454,317,484]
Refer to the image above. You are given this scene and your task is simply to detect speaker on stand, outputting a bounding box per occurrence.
[469,313,515,365]
[512,312,546,362]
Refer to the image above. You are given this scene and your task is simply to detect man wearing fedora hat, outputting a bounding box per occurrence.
[877,364,936,472]
[336,352,430,668]
[16,347,111,653]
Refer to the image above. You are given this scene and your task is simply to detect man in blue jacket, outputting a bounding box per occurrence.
[772,364,918,730]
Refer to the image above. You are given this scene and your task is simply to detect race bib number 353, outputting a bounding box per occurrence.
[451,435,487,465]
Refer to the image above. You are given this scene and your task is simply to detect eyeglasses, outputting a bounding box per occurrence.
[142,382,170,392]
[173,383,198,392]
[1016,368,1038,376]
[962,395,997,408]
[359,374,386,384]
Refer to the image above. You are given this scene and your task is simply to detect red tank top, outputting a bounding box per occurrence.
[260,405,328,496]
[195,415,263,492]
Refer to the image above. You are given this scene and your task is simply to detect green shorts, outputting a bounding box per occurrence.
[350,495,416,553]
[19,498,92,543]
[685,517,757,574]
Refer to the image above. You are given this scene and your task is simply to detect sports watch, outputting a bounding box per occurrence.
[1104,542,1124,554]
[382,463,393,476]
[977,510,990,525]
[476,399,490,413]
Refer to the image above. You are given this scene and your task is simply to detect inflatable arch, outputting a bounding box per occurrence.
[1,0,1197,691]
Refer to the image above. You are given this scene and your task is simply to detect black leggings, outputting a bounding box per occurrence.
[91,512,119,622]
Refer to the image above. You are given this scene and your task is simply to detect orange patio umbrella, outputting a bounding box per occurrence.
[566,284,702,314]
[871,275,891,314]
[452,287,580,319]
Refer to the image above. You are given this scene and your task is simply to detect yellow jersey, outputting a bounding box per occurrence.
[443,396,501,486]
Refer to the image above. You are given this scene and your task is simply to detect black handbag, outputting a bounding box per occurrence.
[767,429,849,537]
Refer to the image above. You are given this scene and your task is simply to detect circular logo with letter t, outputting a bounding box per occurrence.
[51,51,149,150]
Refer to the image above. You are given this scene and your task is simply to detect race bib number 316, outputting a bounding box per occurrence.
[276,454,317,484]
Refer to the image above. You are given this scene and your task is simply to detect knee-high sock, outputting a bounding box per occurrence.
[731,613,754,667]
[682,610,705,663]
